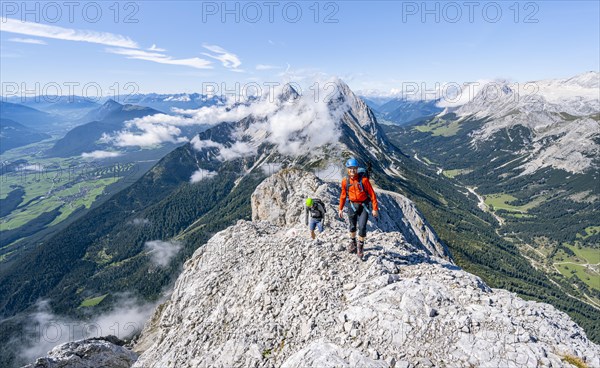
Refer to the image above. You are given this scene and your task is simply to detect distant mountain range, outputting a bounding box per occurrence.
[0,118,51,154]
[387,71,599,177]
[0,94,227,156]
[0,101,63,128]
[375,98,444,125]
[0,102,61,152]
[1,93,226,132]
[46,100,162,157]
[114,93,225,112]
[4,95,99,108]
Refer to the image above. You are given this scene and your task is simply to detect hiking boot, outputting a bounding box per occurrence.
[347,238,357,253]
[357,240,365,259]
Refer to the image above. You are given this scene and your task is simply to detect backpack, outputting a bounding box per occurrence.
[310,198,326,218]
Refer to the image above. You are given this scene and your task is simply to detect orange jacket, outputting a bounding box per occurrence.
[339,175,378,211]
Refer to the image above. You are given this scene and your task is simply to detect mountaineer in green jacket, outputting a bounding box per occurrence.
[305,197,327,240]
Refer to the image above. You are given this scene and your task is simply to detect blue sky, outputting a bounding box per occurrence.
[1,1,598,96]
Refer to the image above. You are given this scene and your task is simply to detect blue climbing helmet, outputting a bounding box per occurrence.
[345,157,359,168]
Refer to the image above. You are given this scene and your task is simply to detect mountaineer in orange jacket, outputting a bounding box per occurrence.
[338,157,378,260]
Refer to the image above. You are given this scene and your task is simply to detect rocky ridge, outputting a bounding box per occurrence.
[23,336,137,368]
[130,169,599,367]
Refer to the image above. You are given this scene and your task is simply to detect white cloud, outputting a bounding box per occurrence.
[256,64,280,70]
[106,80,344,157]
[106,48,212,69]
[218,141,257,160]
[267,40,285,47]
[2,18,138,48]
[101,113,191,147]
[190,136,223,151]
[8,37,46,45]
[1,18,215,70]
[187,82,344,157]
[110,126,186,147]
[18,297,158,364]
[122,113,197,126]
[276,66,329,85]
[190,137,256,161]
[17,164,44,172]
[131,218,150,226]
[103,113,212,148]
[174,101,278,125]
[145,240,182,267]
[148,44,166,52]
[190,169,217,183]
[81,150,122,159]
[250,81,344,155]
[202,44,242,69]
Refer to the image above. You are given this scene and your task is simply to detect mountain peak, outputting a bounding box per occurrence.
[330,76,353,94]
[564,70,600,89]
[188,78,401,172]
[103,99,123,108]
[325,77,380,132]
[328,77,364,107]
[276,84,301,103]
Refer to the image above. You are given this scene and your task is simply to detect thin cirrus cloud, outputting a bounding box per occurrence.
[202,43,243,71]
[8,37,47,45]
[1,18,240,70]
[256,64,280,70]
[2,18,139,48]
[106,48,213,70]
[148,44,166,52]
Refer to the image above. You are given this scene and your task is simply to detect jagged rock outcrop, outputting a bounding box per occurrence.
[250,169,449,259]
[23,336,137,368]
[132,170,600,367]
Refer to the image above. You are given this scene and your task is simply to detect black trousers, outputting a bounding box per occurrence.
[347,202,369,237]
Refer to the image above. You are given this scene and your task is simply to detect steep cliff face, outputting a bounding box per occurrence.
[131,170,599,368]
